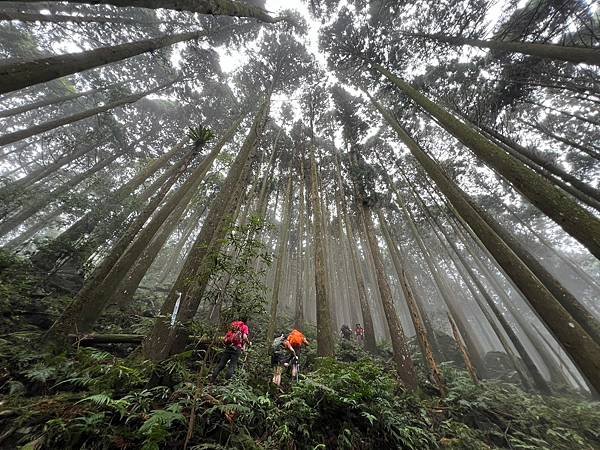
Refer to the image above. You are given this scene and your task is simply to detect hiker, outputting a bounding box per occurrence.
[211,318,250,382]
[355,323,365,343]
[272,329,309,387]
[341,324,353,340]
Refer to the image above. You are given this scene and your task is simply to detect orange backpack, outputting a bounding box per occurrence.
[287,329,307,348]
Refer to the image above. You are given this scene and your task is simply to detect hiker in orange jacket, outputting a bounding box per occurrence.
[272,329,309,386]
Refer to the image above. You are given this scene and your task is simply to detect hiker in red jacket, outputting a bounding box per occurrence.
[355,323,365,343]
[211,318,250,382]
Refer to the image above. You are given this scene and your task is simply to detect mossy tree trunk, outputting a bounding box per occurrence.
[0,30,206,94]
[143,101,269,362]
[371,65,600,260]
[31,138,189,271]
[377,210,446,394]
[372,98,600,393]
[266,171,294,342]
[309,144,336,357]
[0,80,173,147]
[410,33,600,67]
[13,0,282,23]
[359,203,417,389]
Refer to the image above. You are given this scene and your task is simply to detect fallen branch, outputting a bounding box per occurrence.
[68,334,213,346]
[69,333,144,345]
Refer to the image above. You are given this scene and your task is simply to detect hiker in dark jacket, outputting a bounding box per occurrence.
[211,318,250,382]
[271,329,309,387]
[341,324,353,340]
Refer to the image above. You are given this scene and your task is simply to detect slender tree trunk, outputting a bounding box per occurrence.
[372,100,600,392]
[0,81,172,147]
[156,204,207,286]
[533,324,589,393]
[266,172,293,342]
[2,208,61,250]
[439,196,592,390]
[383,172,487,375]
[370,66,600,259]
[377,210,446,394]
[400,169,551,392]
[410,33,600,67]
[448,313,479,384]
[478,124,600,209]
[524,100,600,128]
[0,139,105,196]
[444,210,575,387]
[333,152,377,352]
[55,120,239,334]
[293,163,306,329]
[466,194,600,346]
[113,190,197,307]
[0,30,207,94]
[359,204,417,389]
[31,138,188,270]
[10,0,281,23]
[44,159,188,340]
[0,151,122,238]
[309,145,336,356]
[143,101,269,361]
[521,119,600,161]
[0,10,188,26]
[0,77,139,119]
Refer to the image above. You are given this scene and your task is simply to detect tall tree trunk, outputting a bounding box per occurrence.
[0,138,107,196]
[33,138,189,270]
[410,33,600,67]
[532,324,589,393]
[156,204,207,286]
[334,152,377,352]
[12,0,281,23]
[0,76,139,119]
[372,99,600,392]
[113,190,198,307]
[0,150,122,238]
[309,145,336,356]
[293,162,306,329]
[0,10,188,26]
[45,160,189,341]
[448,312,479,384]
[266,171,293,342]
[143,100,269,361]
[370,66,600,259]
[0,81,172,147]
[477,124,600,209]
[359,203,417,389]
[53,119,240,335]
[438,193,592,390]
[377,210,446,394]
[400,168,551,393]
[524,100,600,128]
[2,208,61,250]
[0,30,207,94]
[467,193,600,346]
[520,119,600,161]
[384,172,487,375]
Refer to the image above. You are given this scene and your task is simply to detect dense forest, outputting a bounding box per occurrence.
[0,0,599,448]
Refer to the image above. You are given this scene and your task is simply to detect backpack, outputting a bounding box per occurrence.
[224,321,245,347]
[272,335,286,353]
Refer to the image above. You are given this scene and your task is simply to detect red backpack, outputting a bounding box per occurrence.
[224,321,245,348]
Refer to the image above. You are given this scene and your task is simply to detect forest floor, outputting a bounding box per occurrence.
[1,252,600,449]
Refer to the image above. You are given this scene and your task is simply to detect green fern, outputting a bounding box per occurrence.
[187,126,215,146]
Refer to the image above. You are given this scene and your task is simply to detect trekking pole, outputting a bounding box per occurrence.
[293,355,300,383]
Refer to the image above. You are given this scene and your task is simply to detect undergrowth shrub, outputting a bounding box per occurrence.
[1,323,599,449]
